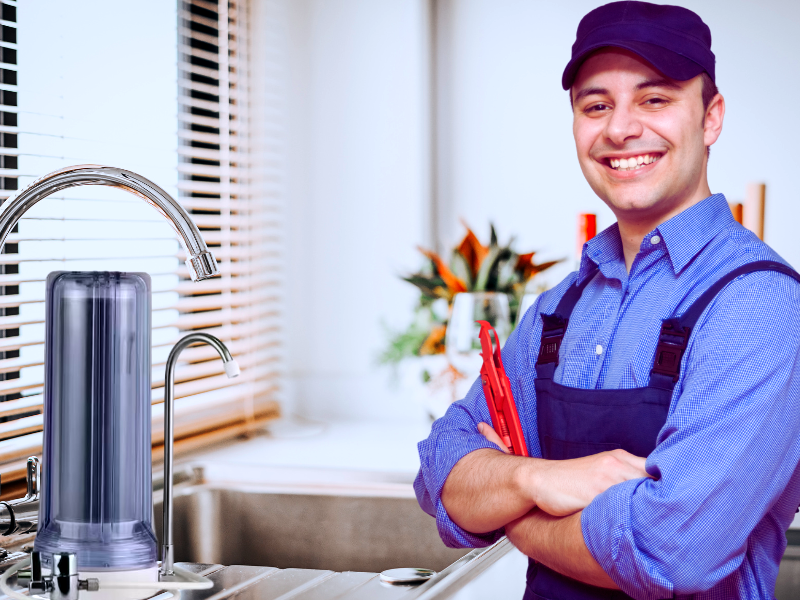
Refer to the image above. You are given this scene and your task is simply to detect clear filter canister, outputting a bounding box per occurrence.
[35,272,156,571]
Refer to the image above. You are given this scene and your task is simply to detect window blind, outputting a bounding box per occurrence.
[0,0,284,495]
[168,0,283,447]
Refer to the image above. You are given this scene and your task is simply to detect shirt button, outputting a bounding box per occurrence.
[595,344,603,355]
[650,235,661,245]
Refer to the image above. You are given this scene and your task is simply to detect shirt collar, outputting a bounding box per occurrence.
[657,193,733,274]
[579,222,624,283]
[578,193,733,281]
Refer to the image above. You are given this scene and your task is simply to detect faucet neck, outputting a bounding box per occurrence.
[0,165,219,280]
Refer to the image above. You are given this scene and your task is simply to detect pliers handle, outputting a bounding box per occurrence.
[477,320,528,457]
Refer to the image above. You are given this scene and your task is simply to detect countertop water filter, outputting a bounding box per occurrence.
[35,272,158,598]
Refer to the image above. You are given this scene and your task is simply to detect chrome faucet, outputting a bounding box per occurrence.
[0,164,219,281]
[160,332,239,577]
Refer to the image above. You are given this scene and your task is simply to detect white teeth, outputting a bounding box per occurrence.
[609,153,661,170]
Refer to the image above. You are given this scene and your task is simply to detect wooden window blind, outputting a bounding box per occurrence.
[169,0,282,452]
[0,0,284,494]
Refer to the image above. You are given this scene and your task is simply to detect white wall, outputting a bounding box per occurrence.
[283,0,800,421]
[284,0,432,421]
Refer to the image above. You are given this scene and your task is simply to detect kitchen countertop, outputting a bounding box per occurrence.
[169,539,521,600]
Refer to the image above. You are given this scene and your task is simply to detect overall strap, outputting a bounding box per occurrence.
[535,268,599,379]
[649,260,800,391]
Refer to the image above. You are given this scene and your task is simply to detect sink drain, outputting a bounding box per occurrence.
[380,568,436,585]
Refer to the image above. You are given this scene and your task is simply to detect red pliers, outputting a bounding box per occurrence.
[477,320,528,457]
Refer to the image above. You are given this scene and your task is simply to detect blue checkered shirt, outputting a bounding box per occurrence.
[414,194,800,599]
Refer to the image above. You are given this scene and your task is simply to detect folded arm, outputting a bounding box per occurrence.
[441,423,650,534]
[506,509,617,589]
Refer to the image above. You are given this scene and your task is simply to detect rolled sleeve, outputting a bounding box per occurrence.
[415,373,512,547]
[581,272,800,598]
[414,295,547,548]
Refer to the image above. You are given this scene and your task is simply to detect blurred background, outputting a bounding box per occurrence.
[281,0,800,422]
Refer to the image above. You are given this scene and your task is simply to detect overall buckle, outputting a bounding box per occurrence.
[537,313,568,366]
[650,319,691,382]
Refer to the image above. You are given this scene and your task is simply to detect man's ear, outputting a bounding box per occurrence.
[703,93,725,148]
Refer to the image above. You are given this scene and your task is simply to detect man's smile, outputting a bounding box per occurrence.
[597,152,664,178]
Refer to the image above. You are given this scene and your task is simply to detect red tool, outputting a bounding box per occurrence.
[477,320,528,457]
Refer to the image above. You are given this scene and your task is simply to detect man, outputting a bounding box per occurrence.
[414,2,800,599]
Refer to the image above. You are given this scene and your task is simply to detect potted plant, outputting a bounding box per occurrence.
[381,222,560,419]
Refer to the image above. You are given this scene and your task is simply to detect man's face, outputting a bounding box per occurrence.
[571,49,715,224]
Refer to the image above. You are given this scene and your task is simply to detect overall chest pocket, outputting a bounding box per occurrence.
[530,376,671,460]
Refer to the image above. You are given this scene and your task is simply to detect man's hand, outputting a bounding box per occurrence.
[477,421,510,453]
[478,422,652,516]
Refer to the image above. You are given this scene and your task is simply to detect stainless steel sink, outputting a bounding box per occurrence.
[153,463,470,574]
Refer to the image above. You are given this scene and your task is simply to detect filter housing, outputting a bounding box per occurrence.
[35,272,156,570]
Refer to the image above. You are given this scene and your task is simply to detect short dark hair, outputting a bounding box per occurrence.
[700,72,719,158]
[700,72,718,112]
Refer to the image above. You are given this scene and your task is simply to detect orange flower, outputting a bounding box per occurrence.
[517,255,561,282]
[419,324,447,355]
[457,223,490,279]
[515,252,537,280]
[418,247,467,295]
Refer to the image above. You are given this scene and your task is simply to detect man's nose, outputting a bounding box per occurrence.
[604,103,643,146]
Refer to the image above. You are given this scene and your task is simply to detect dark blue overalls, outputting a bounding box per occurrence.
[521,260,800,600]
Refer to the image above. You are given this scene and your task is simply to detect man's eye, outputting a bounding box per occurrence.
[644,97,668,106]
[585,103,610,113]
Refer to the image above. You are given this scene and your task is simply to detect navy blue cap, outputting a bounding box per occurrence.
[562,1,715,90]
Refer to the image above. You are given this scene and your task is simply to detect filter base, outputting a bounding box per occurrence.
[81,566,160,600]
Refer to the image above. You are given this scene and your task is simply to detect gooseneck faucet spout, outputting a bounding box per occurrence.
[160,333,240,577]
[0,164,219,280]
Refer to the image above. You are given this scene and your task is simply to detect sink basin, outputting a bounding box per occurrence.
[153,463,470,574]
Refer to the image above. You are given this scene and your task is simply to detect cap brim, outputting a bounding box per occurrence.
[562,40,706,90]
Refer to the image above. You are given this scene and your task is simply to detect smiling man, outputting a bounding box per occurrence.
[414,2,800,599]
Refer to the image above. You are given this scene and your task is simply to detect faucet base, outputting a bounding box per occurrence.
[160,544,174,577]
[80,566,158,600]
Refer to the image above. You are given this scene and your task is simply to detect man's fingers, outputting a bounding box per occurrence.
[478,422,510,454]
[613,451,655,479]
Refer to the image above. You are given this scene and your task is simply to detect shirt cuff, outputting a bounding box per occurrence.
[581,478,673,600]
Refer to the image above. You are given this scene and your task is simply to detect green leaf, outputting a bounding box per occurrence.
[473,245,500,291]
[378,318,433,364]
[450,252,473,290]
[482,247,513,291]
[402,275,447,299]
[496,256,518,289]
